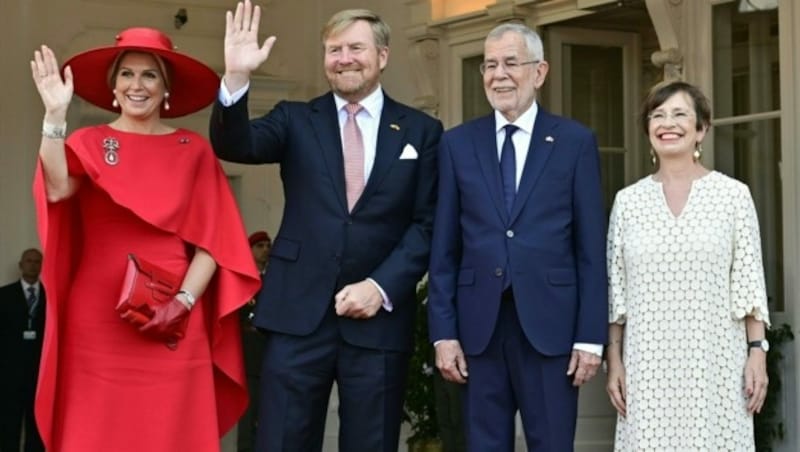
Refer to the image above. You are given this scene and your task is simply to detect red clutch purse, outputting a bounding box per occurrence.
[116,254,182,326]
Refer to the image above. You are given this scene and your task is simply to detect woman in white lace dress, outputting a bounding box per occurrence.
[605,81,770,451]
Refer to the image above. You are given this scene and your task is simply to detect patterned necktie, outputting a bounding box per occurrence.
[343,103,365,212]
[500,124,519,214]
[27,286,37,310]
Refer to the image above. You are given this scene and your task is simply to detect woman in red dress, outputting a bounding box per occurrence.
[30,28,261,451]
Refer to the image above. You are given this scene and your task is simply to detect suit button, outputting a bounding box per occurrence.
[506,230,514,238]
[495,267,503,277]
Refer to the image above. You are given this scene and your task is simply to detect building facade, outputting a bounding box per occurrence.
[2,0,797,450]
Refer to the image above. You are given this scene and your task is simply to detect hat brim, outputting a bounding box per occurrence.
[62,45,219,118]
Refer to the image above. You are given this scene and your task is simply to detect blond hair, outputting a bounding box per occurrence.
[321,9,390,48]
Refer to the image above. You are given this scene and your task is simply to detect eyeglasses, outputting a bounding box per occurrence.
[479,59,540,75]
[648,110,695,125]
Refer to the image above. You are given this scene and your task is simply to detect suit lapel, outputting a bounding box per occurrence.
[356,94,405,212]
[309,93,349,213]
[472,116,509,223]
[16,283,28,313]
[510,109,558,222]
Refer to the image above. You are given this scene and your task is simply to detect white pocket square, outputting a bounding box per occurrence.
[399,144,418,160]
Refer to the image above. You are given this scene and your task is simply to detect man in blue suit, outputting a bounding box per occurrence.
[210,2,442,451]
[428,23,607,451]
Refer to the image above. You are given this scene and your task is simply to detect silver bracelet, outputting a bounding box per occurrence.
[42,121,67,139]
[177,289,196,309]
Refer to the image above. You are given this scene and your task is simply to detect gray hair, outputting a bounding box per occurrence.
[486,23,544,61]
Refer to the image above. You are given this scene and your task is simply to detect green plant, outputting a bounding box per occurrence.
[404,280,439,444]
[755,323,794,452]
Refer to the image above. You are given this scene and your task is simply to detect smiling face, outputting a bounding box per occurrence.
[323,20,388,103]
[482,31,548,122]
[111,52,169,122]
[648,91,707,162]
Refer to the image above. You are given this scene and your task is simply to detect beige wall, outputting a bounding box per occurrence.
[0,1,60,282]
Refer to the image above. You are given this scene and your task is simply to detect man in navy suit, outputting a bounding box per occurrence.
[428,23,607,451]
[0,248,46,452]
[210,2,442,451]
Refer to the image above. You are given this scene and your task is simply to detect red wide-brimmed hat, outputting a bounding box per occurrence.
[61,27,219,118]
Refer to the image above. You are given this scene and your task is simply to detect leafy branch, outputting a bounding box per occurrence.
[403,280,439,444]
[755,323,794,451]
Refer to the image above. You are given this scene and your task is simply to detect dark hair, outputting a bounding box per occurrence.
[640,81,711,135]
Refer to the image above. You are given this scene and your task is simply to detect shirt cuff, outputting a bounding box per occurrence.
[573,342,603,357]
[366,277,392,312]
[218,79,250,107]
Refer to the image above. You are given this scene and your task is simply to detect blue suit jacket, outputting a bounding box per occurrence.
[428,108,608,356]
[210,91,443,352]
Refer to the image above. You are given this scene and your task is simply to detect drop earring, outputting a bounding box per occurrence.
[163,92,170,111]
[693,144,702,162]
[650,148,657,166]
[112,90,119,108]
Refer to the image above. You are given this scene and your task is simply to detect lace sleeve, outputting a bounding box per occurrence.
[730,184,770,326]
[607,193,627,324]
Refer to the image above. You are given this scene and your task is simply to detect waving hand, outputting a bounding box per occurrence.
[224,0,277,92]
[30,45,72,123]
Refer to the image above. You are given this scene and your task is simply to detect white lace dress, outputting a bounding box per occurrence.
[607,171,770,452]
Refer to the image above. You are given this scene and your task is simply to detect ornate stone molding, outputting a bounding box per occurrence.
[486,1,529,24]
[651,47,683,81]
[407,36,442,116]
[645,0,685,80]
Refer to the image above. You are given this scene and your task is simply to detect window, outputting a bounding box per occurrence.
[712,1,783,310]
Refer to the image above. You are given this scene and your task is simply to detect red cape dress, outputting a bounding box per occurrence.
[33,125,260,451]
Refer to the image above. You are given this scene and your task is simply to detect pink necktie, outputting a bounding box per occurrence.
[343,103,365,212]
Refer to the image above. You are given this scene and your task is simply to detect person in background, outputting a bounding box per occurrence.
[30,27,259,452]
[0,248,46,452]
[210,1,443,450]
[605,80,770,451]
[238,230,271,452]
[427,22,607,451]
[248,230,271,276]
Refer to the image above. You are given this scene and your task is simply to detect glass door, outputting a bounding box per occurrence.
[545,26,642,450]
[546,27,643,215]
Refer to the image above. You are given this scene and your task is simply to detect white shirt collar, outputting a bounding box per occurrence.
[494,101,539,135]
[334,86,384,119]
[21,279,40,294]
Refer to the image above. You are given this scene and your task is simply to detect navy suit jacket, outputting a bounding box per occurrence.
[210,91,442,352]
[428,108,608,356]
